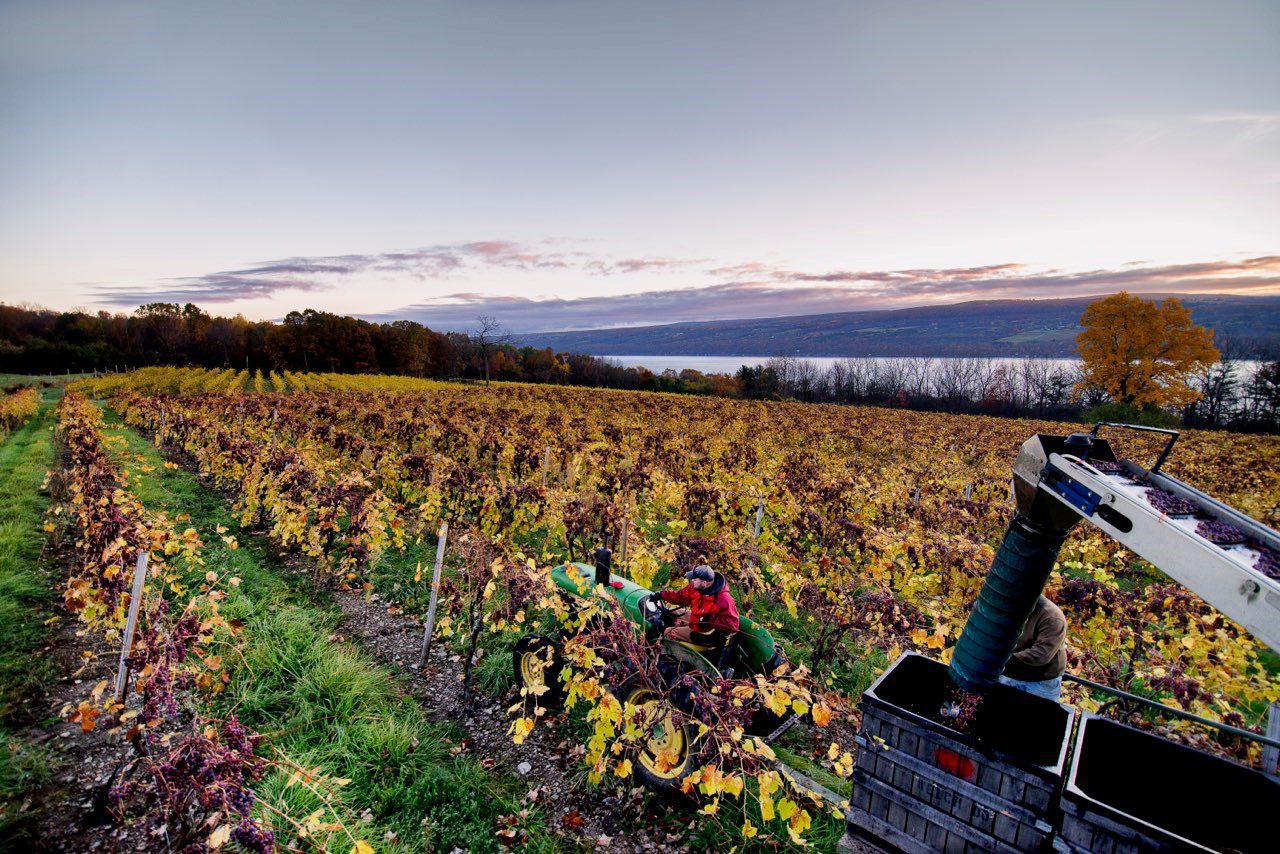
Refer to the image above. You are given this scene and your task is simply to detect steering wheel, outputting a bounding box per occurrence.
[641,593,683,630]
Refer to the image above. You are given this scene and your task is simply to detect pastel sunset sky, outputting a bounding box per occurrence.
[1,0,1277,330]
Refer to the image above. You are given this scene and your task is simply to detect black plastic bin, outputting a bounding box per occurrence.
[847,653,1075,853]
[1057,714,1280,853]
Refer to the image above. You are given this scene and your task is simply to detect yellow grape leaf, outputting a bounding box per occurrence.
[811,703,832,727]
[511,717,534,745]
[351,842,375,854]
[765,689,789,717]
[208,825,231,849]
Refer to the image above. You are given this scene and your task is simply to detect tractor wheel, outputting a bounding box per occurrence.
[512,634,565,707]
[616,675,700,796]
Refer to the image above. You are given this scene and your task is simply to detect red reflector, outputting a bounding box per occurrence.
[610,581,624,589]
[935,747,975,780]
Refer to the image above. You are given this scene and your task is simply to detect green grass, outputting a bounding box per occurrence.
[0,373,93,389]
[100,411,559,852]
[0,398,58,836]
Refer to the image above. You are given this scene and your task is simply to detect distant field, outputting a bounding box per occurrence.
[995,328,1078,345]
[0,373,94,388]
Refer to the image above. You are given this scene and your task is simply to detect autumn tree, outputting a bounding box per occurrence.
[1075,292,1220,409]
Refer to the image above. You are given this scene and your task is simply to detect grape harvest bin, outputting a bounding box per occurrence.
[847,653,1074,853]
[1056,715,1278,853]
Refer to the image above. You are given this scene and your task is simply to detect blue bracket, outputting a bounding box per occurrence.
[1043,470,1102,517]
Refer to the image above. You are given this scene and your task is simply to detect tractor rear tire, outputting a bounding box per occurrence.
[513,634,565,707]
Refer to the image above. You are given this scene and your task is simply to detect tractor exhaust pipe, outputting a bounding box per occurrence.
[594,546,612,586]
[949,433,1103,694]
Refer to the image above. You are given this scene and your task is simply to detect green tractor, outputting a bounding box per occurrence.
[513,549,796,792]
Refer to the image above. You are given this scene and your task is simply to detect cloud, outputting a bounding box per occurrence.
[90,240,702,306]
[91,238,1280,332]
[586,257,709,275]
[93,274,331,305]
[374,255,1280,332]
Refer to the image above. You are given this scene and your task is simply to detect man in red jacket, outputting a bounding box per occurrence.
[654,564,740,647]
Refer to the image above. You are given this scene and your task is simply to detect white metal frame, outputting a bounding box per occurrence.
[1039,452,1280,654]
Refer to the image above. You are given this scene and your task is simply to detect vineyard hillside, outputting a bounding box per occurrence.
[4,367,1278,852]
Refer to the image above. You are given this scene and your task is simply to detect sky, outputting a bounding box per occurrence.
[1,0,1278,332]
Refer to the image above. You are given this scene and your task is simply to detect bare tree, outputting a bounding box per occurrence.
[1184,353,1240,428]
[793,359,820,402]
[825,359,849,402]
[903,357,935,400]
[765,356,798,396]
[868,358,908,403]
[472,315,511,385]
[934,357,985,405]
[843,357,874,401]
[1018,358,1073,417]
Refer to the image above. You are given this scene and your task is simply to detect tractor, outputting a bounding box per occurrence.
[512,550,796,792]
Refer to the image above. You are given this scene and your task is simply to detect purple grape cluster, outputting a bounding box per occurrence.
[1253,543,1280,580]
[231,818,275,853]
[1196,518,1247,546]
[1089,459,1128,475]
[1147,664,1203,710]
[1145,488,1198,517]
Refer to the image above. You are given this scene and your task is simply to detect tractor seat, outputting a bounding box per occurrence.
[674,634,721,653]
[673,630,741,677]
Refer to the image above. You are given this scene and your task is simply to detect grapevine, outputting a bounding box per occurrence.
[67,368,1280,842]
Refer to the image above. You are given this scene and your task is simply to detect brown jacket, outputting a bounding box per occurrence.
[1003,596,1067,682]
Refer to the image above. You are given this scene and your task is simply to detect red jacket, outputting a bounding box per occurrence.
[659,573,740,634]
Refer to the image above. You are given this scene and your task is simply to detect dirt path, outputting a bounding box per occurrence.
[14,596,192,853]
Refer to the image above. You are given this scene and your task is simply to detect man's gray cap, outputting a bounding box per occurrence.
[684,564,714,581]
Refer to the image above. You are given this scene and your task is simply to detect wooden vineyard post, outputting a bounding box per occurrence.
[1264,703,1280,778]
[618,517,629,567]
[417,522,449,670]
[750,499,765,566]
[114,552,149,702]
[541,446,550,488]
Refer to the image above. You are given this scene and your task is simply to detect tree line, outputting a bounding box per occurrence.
[4,297,1277,432]
[0,302,735,393]
[733,354,1280,432]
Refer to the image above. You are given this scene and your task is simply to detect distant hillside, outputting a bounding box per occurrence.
[517,294,1280,359]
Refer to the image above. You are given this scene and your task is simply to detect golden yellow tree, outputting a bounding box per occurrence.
[1075,292,1220,408]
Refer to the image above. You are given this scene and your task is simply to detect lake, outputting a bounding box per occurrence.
[601,355,1084,375]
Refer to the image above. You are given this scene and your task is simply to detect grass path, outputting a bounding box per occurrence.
[100,409,557,852]
[0,396,57,833]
